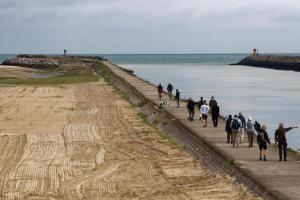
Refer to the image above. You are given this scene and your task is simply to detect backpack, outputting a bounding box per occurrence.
[231,119,240,130]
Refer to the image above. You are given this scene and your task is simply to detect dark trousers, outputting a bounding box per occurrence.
[227,131,232,143]
[188,110,194,121]
[278,142,288,161]
[212,116,218,127]
[175,98,179,108]
[168,91,172,99]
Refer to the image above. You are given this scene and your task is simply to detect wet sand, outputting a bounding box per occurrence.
[0,79,260,199]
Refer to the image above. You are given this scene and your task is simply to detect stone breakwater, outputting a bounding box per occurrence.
[232,55,300,72]
[2,55,59,69]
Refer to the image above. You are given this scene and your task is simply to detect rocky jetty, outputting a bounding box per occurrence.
[232,55,300,72]
[2,55,59,69]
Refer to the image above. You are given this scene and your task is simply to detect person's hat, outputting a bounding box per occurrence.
[248,116,252,121]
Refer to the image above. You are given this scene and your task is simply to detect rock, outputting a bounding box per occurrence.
[2,55,59,69]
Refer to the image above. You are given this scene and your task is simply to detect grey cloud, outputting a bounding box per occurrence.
[1,0,300,53]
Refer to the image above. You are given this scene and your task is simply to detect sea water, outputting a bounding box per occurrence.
[105,54,300,151]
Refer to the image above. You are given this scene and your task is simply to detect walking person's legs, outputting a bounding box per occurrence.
[283,143,288,161]
[239,128,244,144]
[259,145,263,160]
[191,110,194,121]
[236,131,240,148]
[232,131,237,147]
[176,99,179,108]
[227,131,230,143]
[278,143,283,161]
[215,117,218,127]
[247,131,251,147]
[250,132,253,147]
[262,149,267,161]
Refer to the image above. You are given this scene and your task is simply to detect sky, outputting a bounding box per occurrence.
[1,0,300,54]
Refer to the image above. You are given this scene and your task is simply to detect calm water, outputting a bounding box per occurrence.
[105,54,300,151]
[1,54,300,150]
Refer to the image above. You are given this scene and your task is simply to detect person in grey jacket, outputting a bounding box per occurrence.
[246,116,255,147]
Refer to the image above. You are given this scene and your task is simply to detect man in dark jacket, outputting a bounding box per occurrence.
[187,98,195,121]
[211,103,220,127]
[275,123,298,161]
[167,83,173,100]
[174,89,180,108]
[225,115,233,143]
[209,96,217,108]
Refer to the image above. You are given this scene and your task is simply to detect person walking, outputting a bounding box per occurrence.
[198,97,205,120]
[209,96,217,108]
[157,84,163,100]
[187,98,195,121]
[167,83,173,100]
[230,115,242,148]
[238,112,246,144]
[225,115,233,143]
[275,123,298,161]
[257,125,270,161]
[174,89,180,108]
[211,103,220,127]
[200,101,209,127]
[246,117,255,147]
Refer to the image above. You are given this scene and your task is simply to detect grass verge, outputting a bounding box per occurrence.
[0,73,99,86]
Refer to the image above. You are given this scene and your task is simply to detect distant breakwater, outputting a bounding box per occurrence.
[232,55,300,72]
[1,54,107,70]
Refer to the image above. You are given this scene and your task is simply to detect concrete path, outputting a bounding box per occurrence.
[103,61,300,200]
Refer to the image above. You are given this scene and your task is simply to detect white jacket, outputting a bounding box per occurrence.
[200,105,209,115]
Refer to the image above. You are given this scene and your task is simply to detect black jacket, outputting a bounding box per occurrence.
[275,127,293,144]
[211,105,220,117]
[238,115,246,128]
[167,84,173,92]
[257,129,270,144]
[187,100,195,111]
[254,121,261,133]
[198,100,204,109]
[225,117,232,132]
[175,91,180,100]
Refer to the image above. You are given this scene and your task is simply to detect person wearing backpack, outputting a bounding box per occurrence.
[225,115,233,143]
[257,125,270,161]
[246,117,255,147]
[275,123,298,161]
[230,115,242,148]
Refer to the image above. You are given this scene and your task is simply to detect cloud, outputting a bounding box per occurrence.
[1,0,300,53]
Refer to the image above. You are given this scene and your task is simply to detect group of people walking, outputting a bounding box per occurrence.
[157,82,299,162]
[225,113,298,161]
[186,96,219,128]
[157,83,220,128]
